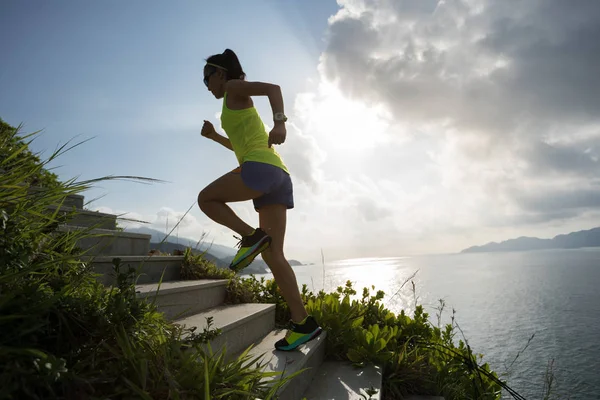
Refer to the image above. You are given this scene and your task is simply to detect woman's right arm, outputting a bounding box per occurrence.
[202,120,233,151]
[211,133,234,151]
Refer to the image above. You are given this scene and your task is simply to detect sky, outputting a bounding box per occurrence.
[2,0,600,262]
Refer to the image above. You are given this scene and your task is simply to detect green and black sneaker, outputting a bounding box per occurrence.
[275,315,323,351]
[229,228,271,273]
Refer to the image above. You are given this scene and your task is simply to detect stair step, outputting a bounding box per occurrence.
[89,255,184,285]
[177,303,275,357]
[136,279,228,320]
[247,329,327,400]
[57,225,150,256]
[303,361,382,400]
[63,193,84,209]
[48,205,117,230]
[27,186,84,209]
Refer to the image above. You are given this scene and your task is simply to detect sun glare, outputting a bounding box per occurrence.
[296,81,391,154]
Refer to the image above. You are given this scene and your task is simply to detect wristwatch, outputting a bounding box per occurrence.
[274,112,288,122]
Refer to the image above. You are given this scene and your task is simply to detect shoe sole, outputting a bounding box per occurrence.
[275,327,323,352]
[229,236,272,273]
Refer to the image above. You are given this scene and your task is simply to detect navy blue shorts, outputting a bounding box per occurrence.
[232,161,294,211]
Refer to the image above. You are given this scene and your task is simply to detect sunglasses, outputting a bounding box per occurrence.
[204,65,223,87]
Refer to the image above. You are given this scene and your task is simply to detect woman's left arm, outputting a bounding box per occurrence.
[225,80,284,115]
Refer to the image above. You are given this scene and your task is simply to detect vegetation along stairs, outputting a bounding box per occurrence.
[53,191,444,400]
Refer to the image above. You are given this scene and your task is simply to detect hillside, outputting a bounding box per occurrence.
[149,240,270,274]
[132,226,304,273]
[126,226,236,259]
[461,227,600,253]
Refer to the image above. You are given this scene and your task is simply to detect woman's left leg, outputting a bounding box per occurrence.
[259,204,322,351]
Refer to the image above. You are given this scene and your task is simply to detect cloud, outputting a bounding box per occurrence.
[276,122,326,191]
[515,187,600,214]
[311,0,600,233]
[89,0,600,259]
[523,139,600,178]
[91,205,218,243]
[323,0,600,148]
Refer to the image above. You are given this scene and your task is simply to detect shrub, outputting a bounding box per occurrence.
[189,272,505,399]
[0,120,291,399]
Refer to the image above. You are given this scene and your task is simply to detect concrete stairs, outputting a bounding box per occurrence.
[48,204,118,229]
[303,362,382,400]
[53,190,444,400]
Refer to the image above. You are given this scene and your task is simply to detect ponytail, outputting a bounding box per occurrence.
[205,49,246,80]
[222,49,246,80]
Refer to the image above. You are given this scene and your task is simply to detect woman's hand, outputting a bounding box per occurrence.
[268,122,286,148]
[201,120,218,140]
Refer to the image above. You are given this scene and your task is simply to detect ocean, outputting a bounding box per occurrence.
[248,248,600,399]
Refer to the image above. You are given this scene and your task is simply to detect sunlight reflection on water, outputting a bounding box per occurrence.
[247,249,600,399]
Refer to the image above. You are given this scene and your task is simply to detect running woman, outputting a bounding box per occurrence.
[197,49,322,351]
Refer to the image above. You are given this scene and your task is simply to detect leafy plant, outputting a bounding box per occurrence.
[181,247,234,280]
[226,275,296,325]
[0,115,549,399]
[0,117,61,189]
[195,268,507,399]
[0,119,291,399]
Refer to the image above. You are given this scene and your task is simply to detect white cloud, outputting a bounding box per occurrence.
[92,0,600,260]
[276,122,326,191]
[282,0,600,257]
[91,205,217,243]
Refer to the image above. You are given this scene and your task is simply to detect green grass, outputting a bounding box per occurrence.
[0,119,293,399]
[2,117,568,399]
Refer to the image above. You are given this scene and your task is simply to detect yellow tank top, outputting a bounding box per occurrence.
[220,92,289,174]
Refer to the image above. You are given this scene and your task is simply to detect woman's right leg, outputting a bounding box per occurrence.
[198,169,271,270]
[197,168,263,236]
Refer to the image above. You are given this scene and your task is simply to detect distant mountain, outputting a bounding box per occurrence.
[149,241,270,274]
[219,255,304,270]
[461,227,600,253]
[126,226,304,273]
[126,226,236,259]
[149,241,228,268]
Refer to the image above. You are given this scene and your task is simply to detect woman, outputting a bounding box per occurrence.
[197,49,322,351]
